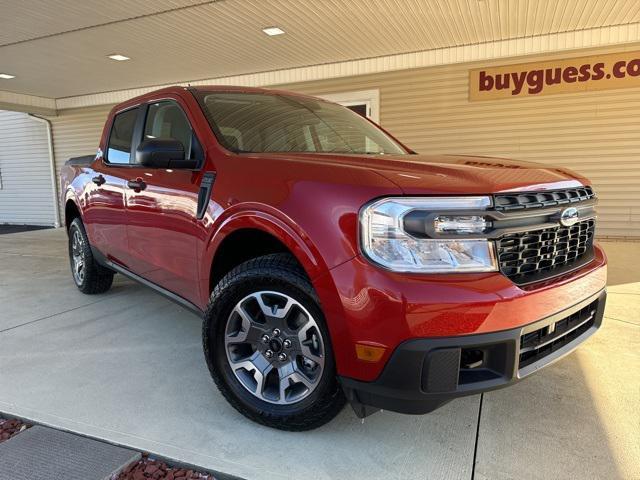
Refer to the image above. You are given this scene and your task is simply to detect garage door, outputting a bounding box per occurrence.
[0,110,56,226]
[49,105,111,178]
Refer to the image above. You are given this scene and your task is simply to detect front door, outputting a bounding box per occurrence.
[83,106,139,267]
[124,99,203,305]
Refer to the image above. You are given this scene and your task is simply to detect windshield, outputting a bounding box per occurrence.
[196,92,407,155]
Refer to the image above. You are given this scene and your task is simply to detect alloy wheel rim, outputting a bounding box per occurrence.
[224,291,325,405]
[71,229,85,284]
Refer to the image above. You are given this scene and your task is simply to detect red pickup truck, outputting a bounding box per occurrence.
[60,86,607,430]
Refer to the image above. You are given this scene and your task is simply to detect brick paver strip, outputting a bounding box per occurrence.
[0,425,140,480]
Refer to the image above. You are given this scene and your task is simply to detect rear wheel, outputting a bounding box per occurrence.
[68,217,114,294]
[203,254,345,430]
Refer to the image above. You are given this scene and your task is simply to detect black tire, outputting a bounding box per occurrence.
[203,253,346,431]
[68,217,114,294]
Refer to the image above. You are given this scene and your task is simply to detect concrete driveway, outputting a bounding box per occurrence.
[0,228,638,480]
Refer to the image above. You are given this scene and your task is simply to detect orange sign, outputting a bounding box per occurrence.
[469,50,640,101]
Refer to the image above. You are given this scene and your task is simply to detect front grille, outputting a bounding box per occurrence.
[519,300,598,368]
[494,186,595,212]
[497,218,595,284]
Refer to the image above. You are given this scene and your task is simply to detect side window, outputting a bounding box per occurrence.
[106,108,138,164]
[143,101,193,158]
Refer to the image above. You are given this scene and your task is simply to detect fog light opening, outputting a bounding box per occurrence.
[461,349,484,369]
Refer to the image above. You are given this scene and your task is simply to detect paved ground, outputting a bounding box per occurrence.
[0,228,638,480]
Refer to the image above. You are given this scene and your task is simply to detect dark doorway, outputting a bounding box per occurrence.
[0,225,53,235]
[346,103,368,118]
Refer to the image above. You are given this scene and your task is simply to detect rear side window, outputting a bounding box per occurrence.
[107,108,138,164]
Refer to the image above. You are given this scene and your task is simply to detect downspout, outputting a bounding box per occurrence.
[29,114,61,228]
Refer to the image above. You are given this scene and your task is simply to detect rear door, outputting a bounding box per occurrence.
[124,98,204,305]
[83,106,139,267]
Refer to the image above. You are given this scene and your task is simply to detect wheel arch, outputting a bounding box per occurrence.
[64,196,82,231]
[208,228,294,293]
[203,212,331,301]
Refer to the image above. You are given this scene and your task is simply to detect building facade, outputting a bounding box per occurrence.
[2,42,639,238]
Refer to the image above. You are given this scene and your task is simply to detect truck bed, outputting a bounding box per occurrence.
[65,155,95,166]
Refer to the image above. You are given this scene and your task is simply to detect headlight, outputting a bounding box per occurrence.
[360,197,498,273]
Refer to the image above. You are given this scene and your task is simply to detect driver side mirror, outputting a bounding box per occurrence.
[136,139,197,169]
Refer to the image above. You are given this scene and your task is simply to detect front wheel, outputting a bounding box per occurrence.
[203,254,345,430]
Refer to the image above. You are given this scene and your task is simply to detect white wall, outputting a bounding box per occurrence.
[0,110,56,225]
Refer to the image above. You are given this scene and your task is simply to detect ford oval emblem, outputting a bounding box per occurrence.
[560,207,579,227]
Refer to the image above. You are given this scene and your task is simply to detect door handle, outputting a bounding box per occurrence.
[92,175,106,186]
[127,178,147,192]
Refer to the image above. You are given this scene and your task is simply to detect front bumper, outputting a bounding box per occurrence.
[319,243,607,381]
[339,289,606,417]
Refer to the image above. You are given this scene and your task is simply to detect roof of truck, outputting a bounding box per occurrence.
[120,85,328,106]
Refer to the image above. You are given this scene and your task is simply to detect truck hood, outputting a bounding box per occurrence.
[332,153,588,194]
[256,152,588,194]
[238,152,589,195]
